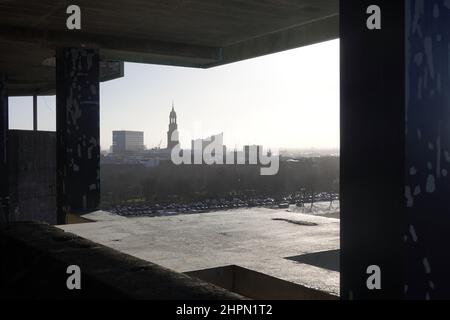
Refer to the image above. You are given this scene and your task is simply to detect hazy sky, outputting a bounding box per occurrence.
[9,39,339,151]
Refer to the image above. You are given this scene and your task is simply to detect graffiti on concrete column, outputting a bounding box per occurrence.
[406,0,450,299]
[56,48,100,219]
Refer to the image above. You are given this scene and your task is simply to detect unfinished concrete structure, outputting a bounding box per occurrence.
[5,0,450,301]
[0,0,339,224]
[0,1,340,299]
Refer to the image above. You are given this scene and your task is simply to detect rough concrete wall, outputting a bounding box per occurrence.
[405,0,450,299]
[8,130,56,224]
[0,222,243,300]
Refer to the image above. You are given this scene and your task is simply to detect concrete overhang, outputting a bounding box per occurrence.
[0,0,338,96]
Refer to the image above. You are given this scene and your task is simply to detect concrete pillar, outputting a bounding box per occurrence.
[0,74,8,223]
[405,0,450,300]
[56,48,100,224]
[32,93,37,131]
[340,0,405,299]
[341,0,450,300]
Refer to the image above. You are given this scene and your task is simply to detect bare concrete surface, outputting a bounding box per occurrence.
[0,222,243,299]
[59,208,340,296]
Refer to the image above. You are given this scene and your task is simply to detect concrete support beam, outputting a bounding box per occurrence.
[206,15,338,68]
[0,74,8,223]
[56,48,100,224]
[0,25,221,67]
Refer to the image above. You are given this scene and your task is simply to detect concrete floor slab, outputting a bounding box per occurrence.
[58,208,340,296]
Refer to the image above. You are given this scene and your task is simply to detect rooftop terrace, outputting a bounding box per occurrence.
[59,207,340,298]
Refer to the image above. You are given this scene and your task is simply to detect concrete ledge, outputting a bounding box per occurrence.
[0,222,243,300]
[186,265,338,300]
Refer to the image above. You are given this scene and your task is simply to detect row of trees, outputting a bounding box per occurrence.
[100,157,339,206]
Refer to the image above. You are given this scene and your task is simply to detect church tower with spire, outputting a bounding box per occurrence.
[167,102,179,149]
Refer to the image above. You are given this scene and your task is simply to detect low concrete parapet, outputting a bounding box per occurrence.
[0,222,243,300]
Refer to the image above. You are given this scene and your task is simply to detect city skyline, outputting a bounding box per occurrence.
[8,39,339,151]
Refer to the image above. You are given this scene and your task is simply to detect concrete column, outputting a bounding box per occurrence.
[32,93,37,131]
[340,0,405,299]
[56,48,100,224]
[405,0,450,300]
[0,74,8,223]
[341,0,450,300]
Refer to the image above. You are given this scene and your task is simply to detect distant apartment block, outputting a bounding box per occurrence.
[112,131,145,153]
